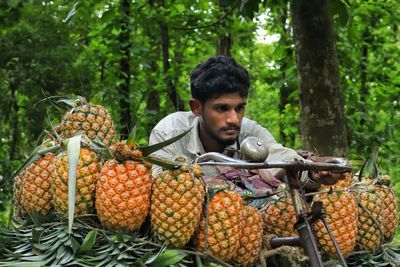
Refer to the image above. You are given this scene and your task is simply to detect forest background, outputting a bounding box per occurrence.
[0,0,399,243]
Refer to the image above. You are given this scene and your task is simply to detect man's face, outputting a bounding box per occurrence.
[196,93,247,146]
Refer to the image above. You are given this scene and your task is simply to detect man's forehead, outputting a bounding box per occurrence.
[206,93,247,104]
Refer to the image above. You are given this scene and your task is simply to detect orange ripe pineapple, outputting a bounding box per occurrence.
[262,191,297,237]
[232,205,263,266]
[52,148,101,215]
[194,190,243,261]
[13,153,55,217]
[353,187,384,251]
[150,164,205,247]
[313,187,357,257]
[96,158,152,231]
[375,175,398,242]
[59,99,116,146]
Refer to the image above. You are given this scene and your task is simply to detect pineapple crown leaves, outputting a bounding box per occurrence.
[358,147,380,182]
[346,246,400,266]
[139,127,193,157]
[0,223,96,266]
[65,134,83,234]
[145,249,188,267]
[112,127,193,170]
[206,183,232,201]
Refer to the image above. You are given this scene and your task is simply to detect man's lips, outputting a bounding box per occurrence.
[221,127,240,134]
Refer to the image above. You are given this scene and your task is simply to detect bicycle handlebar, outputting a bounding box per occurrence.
[196,152,351,173]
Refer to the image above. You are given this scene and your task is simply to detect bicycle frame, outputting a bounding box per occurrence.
[196,152,351,267]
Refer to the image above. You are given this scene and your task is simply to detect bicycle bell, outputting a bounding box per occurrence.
[239,136,269,162]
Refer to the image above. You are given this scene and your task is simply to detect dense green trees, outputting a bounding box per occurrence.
[0,0,399,235]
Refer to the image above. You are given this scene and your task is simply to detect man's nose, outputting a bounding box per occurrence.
[226,110,240,125]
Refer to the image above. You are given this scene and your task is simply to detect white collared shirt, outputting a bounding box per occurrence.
[149,111,305,178]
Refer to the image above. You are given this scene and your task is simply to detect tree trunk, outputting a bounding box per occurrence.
[118,0,132,139]
[216,0,232,56]
[145,0,160,133]
[9,79,19,162]
[291,0,348,157]
[158,0,185,111]
[217,35,232,56]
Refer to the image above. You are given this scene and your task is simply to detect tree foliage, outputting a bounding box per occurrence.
[0,1,399,245]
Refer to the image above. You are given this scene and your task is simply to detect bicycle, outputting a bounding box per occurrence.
[195,150,351,267]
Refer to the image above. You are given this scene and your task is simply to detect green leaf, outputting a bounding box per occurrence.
[328,0,350,27]
[148,249,187,267]
[141,156,179,170]
[175,4,185,13]
[145,245,167,264]
[89,92,105,105]
[70,235,81,255]
[6,263,45,267]
[67,135,82,233]
[139,127,192,156]
[79,230,97,254]
[63,2,79,24]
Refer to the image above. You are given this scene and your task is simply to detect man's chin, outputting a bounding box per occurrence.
[218,137,237,146]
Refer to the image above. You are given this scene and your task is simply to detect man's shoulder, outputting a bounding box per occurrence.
[241,116,264,131]
[239,116,275,141]
[152,111,196,133]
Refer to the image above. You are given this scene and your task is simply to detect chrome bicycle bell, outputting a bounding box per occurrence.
[240,136,269,162]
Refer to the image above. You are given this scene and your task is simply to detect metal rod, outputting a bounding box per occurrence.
[289,181,323,267]
[320,216,348,267]
[270,237,301,248]
[296,215,324,267]
[196,153,351,173]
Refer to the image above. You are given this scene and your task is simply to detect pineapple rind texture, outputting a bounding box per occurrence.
[194,190,243,261]
[314,190,357,257]
[231,205,263,266]
[375,185,398,242]
[96,159,152,231]
[262,192,297,237]
[150,165,205,248]
[13,153,55,217]
[60,104,116,146]
[354,189,384,251]
[52,148,101,216]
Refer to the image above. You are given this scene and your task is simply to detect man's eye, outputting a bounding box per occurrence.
[236,105,245,112]
[216,106,228,112]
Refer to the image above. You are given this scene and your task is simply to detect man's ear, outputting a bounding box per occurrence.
[189,98,202,117]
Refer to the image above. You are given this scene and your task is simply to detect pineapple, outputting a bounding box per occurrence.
[52,148,101,215]
[95,145,152,231]
[232,205,263,266]
[353,186,384,251]
[59,98,116,146]
[150,163,205,247]
[13,153,55,217]
[262,190,297,237]
[313,185,357,257]
[193,189,243,261]
[374,175,398,242]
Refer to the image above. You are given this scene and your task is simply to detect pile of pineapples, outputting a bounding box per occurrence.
[263,169,399,261]
[10,98,265,266]
[9,97,400,266]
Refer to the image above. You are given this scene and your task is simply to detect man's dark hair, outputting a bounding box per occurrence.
[190,56,250,103]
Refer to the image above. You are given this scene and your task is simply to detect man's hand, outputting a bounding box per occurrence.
[308,156,349,186]
[309,170,346,185]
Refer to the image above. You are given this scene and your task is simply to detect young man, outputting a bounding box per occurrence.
[149,56,341,186]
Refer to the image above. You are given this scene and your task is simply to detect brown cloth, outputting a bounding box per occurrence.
[203,166,282,196]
